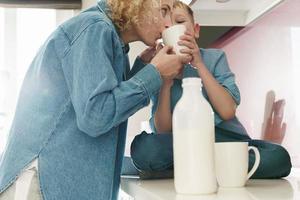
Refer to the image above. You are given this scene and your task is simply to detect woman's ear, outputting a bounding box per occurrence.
[194,23,200,39]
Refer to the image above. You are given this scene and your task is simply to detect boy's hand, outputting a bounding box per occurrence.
[262,99,286,144]
[178,31,203,68]
[139,43,164,63]
[139,47,156,64]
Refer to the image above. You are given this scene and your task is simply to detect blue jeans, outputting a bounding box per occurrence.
[130,127,292,179]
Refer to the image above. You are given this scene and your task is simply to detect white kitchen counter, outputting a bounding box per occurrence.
[120,168,300,200]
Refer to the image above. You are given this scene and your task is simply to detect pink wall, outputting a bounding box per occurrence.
[212,0,300,166]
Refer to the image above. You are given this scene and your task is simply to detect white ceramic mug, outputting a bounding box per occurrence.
[162,24,186,55]
[215,142,260,187]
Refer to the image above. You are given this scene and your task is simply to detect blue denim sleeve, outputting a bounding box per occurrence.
[61,22,162,137]
[214,51,241,105]
[128,57,158,133]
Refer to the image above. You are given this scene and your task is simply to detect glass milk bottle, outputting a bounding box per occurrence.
[172,77,217,194]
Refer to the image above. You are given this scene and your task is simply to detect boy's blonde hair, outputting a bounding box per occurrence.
[107,0,160,31]
[173,1,194,23]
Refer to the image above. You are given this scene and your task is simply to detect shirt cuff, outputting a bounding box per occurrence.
[223,84,241,105]
[132,64,162,98]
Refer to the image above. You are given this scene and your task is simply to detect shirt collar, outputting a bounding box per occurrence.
[97,0,130,54]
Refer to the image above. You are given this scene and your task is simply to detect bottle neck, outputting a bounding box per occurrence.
[183,85,202,93]
[182,85,202,98]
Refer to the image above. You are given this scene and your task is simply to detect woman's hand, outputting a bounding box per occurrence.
[151,45,191,81]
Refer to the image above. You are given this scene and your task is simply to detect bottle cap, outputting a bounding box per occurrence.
[182,77,202,87]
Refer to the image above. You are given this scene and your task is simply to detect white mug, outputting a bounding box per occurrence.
[162,24,186,55]
[215,142,260,187]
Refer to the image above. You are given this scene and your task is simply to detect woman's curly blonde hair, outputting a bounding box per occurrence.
[107,0,160,31]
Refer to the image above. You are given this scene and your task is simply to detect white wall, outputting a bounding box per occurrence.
[57,0,96,25]
[82,0,97,9]
[212,0,300,166]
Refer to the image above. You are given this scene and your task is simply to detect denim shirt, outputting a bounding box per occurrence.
[0,1,161,199]
[149,49,247,135]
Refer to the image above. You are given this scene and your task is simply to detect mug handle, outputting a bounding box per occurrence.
[246,146,261,180]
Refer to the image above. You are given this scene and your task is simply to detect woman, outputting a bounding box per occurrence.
[131,0,291,180]
[0,0,192,199]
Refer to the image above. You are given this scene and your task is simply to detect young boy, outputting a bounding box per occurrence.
[130,0,292,179]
